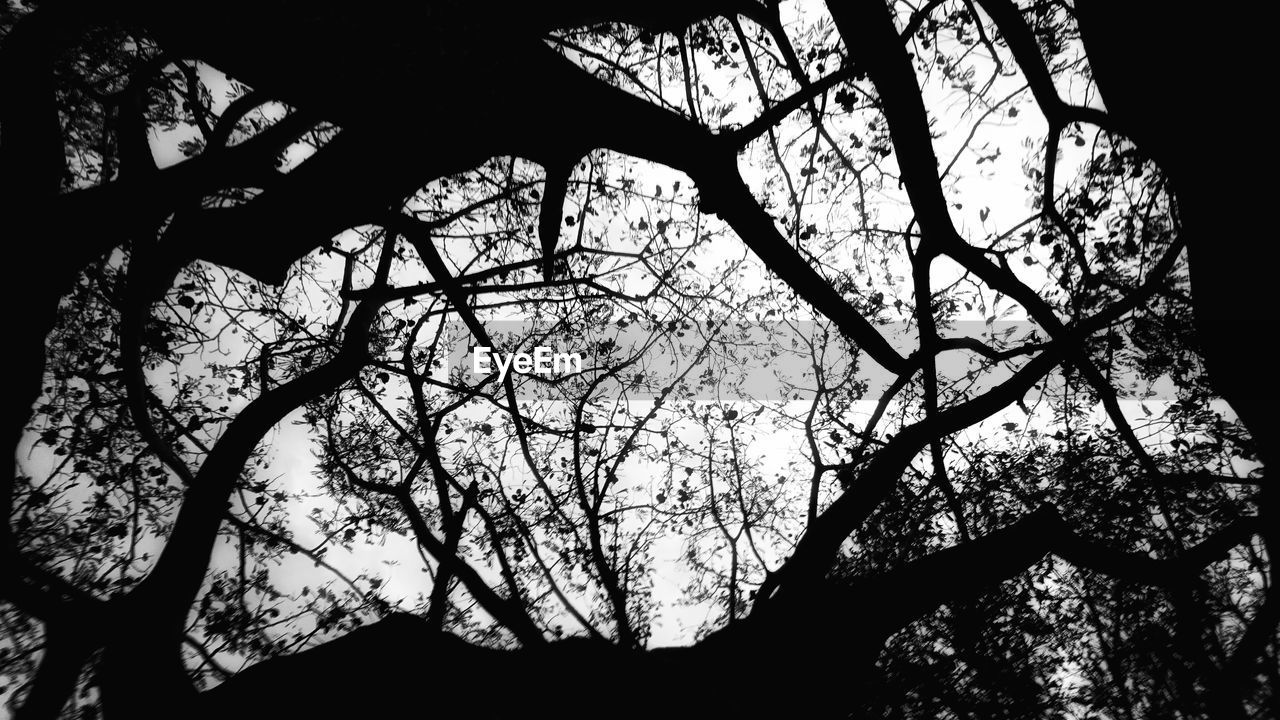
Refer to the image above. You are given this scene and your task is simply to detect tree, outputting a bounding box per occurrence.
[1,1,1273,718]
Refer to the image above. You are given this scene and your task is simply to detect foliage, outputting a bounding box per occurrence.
[0,1,1272,719]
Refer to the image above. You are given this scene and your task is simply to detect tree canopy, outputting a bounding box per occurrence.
[1,1,1273,719]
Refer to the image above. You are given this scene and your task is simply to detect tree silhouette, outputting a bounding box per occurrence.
[1,1,1273,718]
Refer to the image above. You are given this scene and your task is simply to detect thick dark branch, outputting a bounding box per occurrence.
[757,222,1186,600]
[726,65,856,148]
[0,1,83,199]
[1050,514,1260,587]
[822,508,1260,633]
[13,625,97,720]
[128,298,383,629]
[838,506,1060,627]
[538,161,572,281]
[972,0,1113,131]
[695,159,909,372]
[756,349,1063,605]
[830,0,1183,477]
[166,124,473,284]
[827,0,954,242]
[394,486,546,645]
[206,90,266,149]
[48,107,320,282]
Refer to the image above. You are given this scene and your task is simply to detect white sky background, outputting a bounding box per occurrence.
[8,1,1256,700]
